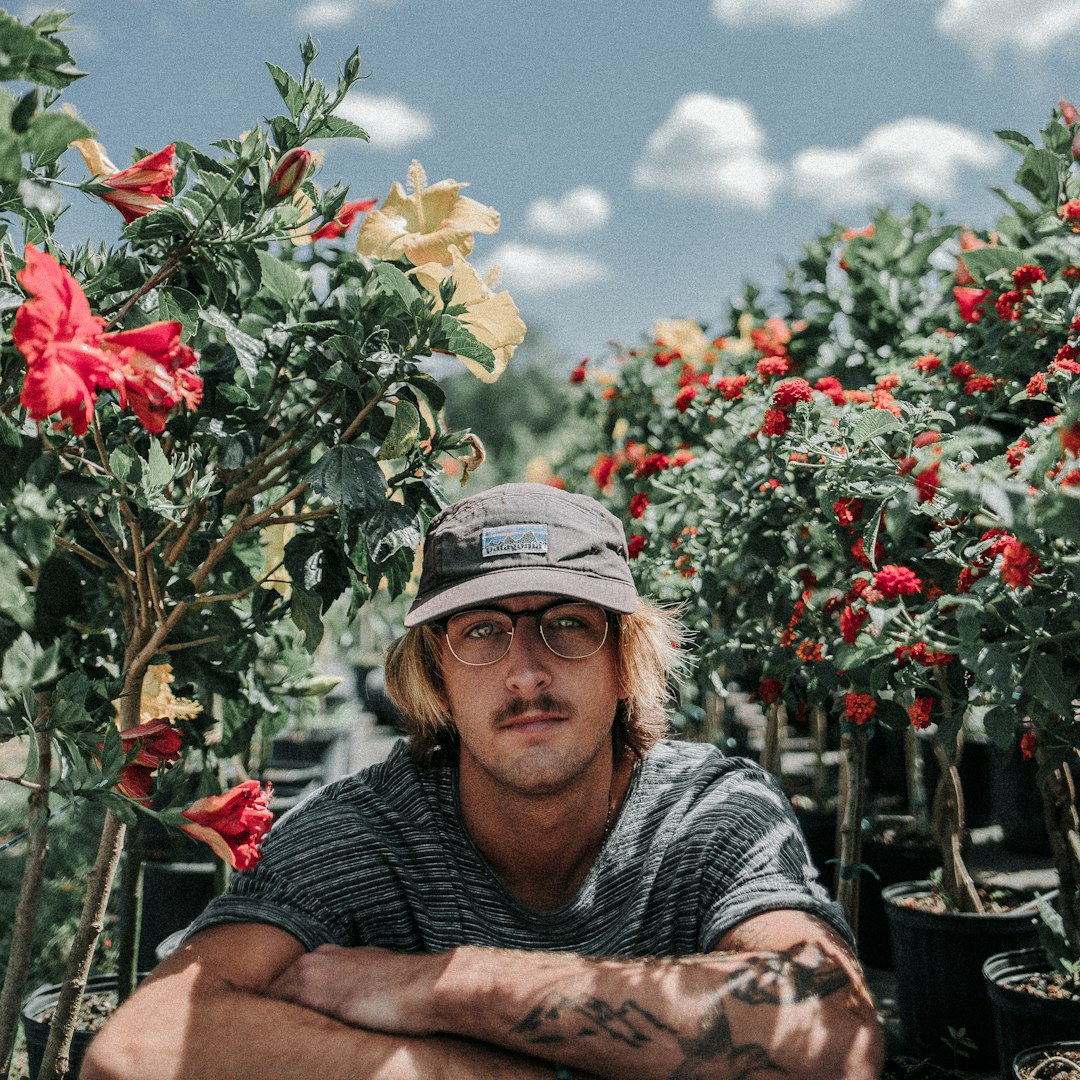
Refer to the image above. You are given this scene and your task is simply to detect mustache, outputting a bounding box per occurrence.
[493,693,573,726]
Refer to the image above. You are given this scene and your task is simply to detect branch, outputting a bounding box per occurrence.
[164,506,206,568]
[0,774,46,792]
[77,508,135,581]
[158,633,228,654]
[340,380,391,444]
[262,507,335,526]
[101,241,191,327]
[53,535,110,570]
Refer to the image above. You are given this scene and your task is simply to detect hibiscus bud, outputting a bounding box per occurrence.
[1059,98,1079,126]
[266,148,313,206]
[343,47,362,84]
[300,34,318,65]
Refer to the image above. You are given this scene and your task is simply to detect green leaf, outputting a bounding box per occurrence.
[433,315,496,374]
[109,445,142,486]
[265,62,306,117]
[1036,494,1080,541]
[26,110,93,156]
[1,633,58,694]
[1026,653,1079,717]
[312,114,369,142]
[202,309,266,382]
[1015,147,1061,204]
[377,400,420,460]
[994,129,1034,153]
[256,249,305,305]
[305,445,386,519]
[372,261,422,309]
[365,500,421,562]
[982,704,1019,751]
[956,247,1028,281]
[0,541,32,630]
[849,411,900,447]
[144,439,173,492]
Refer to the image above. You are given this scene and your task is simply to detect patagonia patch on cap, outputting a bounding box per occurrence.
[481,523,548,557]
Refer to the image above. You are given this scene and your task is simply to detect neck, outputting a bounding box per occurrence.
[458,743,631,911]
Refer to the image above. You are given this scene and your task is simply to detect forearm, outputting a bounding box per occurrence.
[425,942,881,1080]
[81,967,562,1080]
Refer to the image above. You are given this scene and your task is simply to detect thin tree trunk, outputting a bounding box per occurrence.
[1040,755,1080,957]
[903,725,931,837]
[811,704,829,811]
[836,729,867,936]
[0,712,51,1079]
[115,819,144,1004]
[34,812,125,1080]
[762,701,784,778]
[930,733,982,913]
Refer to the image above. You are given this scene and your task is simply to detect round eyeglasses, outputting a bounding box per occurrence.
[442,601,611,667]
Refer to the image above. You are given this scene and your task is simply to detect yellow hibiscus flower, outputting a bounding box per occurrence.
[357,160,499,267]
[651,318,710,361]
[412,248,525,383]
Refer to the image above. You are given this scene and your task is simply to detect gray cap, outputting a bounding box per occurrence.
[404,483,639,626]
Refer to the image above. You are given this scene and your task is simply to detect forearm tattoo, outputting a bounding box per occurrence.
[509,943,849,1080]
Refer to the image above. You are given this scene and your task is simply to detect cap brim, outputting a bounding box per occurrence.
[404,566,639,626]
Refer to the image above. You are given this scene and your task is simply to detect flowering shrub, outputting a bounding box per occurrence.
[563,104,1080,933]
[0,15,521,1075]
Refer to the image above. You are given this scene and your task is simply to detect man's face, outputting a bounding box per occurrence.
[436,593,624,798]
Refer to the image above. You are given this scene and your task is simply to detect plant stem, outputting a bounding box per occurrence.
[762,701,783,778]
[1039,748,1080,957]
[0,708,51,1079]
[836,728,867,936]
[34,811,125,1080]
[115,819,144,1004]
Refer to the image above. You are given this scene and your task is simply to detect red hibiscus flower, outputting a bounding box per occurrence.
[101,322,203,435]
[844,692,876,726]
[953,286,991,323]
[95,145,176,224]
[266,147,314,206]
[14,246,114,434]
[908,696,934,731]
[873,564,922,598]
[311,198,378,242]
[111,718,183,804]
[180,780,274,871]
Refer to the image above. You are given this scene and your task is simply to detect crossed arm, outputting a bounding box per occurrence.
[82,909,883,1080]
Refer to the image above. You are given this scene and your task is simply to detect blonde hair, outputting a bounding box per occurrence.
[384,600,689,765]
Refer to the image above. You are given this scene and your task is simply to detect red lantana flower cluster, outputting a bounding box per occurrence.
[908,696,934,730]
[873,564,922,598]
[14,246,202,435]
[895,642,953,667]
[843,692,876,726]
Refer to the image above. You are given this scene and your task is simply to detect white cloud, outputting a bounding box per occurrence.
[295,0,399,28]
[333,92,433,150]
[711,0,861,25]
[633,93,784,209]
[791,116,1004,209]
[935,0,1080,58]
[526,187,612,236]
[481,243,610,295]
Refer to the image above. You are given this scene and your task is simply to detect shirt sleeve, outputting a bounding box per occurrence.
[183,790,370,951]
[692,764,854,952]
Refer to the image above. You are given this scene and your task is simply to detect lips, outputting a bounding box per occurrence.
[499,713,564,732]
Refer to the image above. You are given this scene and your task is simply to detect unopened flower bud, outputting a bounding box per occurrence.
[1059,98,1079,126]
[300,35,318,66]
[266,147,313,206]
[343,47,362,84]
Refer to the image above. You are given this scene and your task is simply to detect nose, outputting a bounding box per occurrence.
[503,615,552,695]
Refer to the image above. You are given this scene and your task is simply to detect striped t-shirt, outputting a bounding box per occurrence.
[187,738,850,955]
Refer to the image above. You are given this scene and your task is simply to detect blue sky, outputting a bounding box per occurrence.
[29,0,1080,369]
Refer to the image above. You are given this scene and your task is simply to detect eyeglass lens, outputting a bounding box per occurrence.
[445,603,609,665]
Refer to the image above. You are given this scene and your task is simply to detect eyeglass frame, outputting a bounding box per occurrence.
[439,598,613,667]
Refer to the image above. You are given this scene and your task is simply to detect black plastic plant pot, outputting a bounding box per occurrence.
[21,975,120,1080]
[1011,1040,1080,1079]
[883,880,1042,1072]
[985,949,1080,1080]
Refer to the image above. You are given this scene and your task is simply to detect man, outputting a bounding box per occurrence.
[84,483,883,1080]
